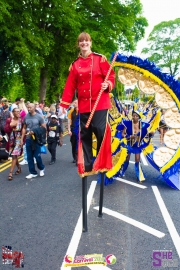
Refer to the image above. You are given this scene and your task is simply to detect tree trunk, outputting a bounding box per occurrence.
[39,67,48,103]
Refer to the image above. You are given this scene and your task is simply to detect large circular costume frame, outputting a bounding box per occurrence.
[105,53,180,190]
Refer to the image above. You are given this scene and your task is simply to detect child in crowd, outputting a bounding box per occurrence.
[46,115,63,165]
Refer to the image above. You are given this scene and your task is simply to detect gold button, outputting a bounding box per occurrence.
[84,90,85,92]
[80,74,82,76]
[82,82,84,84]
[79,66,81,68]
[89,90,90,91]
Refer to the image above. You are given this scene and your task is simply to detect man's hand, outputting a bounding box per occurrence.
[68,130,72,136]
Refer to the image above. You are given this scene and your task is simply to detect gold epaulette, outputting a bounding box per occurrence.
[93,52,107,62]
[100,55,107,62]
[68,57,78,71]
[68,64,73,71]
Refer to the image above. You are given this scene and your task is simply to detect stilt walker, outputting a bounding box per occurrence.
[60,32,117,232]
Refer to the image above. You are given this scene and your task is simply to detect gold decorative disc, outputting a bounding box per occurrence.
[155,87,175,109]
[118,68,138,86]
[153,147,175,168]
[137,77,158,94]
[164,129,180,150]
[164,108,180,128]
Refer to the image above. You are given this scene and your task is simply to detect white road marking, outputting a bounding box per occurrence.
[60,181,97,269]
[140,153,148,166]
[129,160,135,164]
[129,154,148,166]
[94,207,165,238]
[152,186,180,258]
[115,177,147,189]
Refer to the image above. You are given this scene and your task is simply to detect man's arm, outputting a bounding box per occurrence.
[41,123,47,129]
[38,114,46,129]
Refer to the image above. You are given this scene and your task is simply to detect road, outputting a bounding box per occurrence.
[0,133,180,270]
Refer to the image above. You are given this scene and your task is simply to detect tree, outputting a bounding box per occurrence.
[131,86,139,101]
[142,18,180,76]
[113,67,128,100]
[0,0,148,102]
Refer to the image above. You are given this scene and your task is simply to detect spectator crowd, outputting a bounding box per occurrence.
[0,96,77,180]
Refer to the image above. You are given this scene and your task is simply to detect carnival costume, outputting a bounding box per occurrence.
[61,52,115,177]
[119,110,152,181]
[101,52,180,190]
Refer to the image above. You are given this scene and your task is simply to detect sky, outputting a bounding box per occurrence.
[135,0,180,56]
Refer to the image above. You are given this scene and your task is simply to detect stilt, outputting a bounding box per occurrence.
[82,176,87,232]
[98,172,105,217]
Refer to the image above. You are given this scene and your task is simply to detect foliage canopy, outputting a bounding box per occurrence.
[142,18,180,77]
[0,0,148,103]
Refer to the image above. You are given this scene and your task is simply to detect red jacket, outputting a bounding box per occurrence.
[60,52,115,113]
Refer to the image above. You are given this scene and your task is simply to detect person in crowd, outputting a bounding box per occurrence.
[0,104,11,136]
[0,133,9,162]
[122,105,128,117]
[10,97,21,112]
[68,99,79,164]
[159,109,168,144]
[49,104,56,115]
[34,102,43,115]
[57,99,67,134]
[18,99,31,166]
[46,114,63,165]
[0,96,3,106]
[60,32,115,177]
[18,98,28,121]
[42,106,51,124]
[0,97,7,112]
[4,108,24,180]
[20,103,46,179]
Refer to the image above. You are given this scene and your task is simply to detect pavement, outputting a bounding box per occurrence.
[0,133,180,270]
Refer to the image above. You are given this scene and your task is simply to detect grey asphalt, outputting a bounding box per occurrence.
[0,134,180,270]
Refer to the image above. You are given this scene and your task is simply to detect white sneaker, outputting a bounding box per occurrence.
[19,160,28,165]
[34,158,37,164]
[40,169,45,177]
[26,174,38,179]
